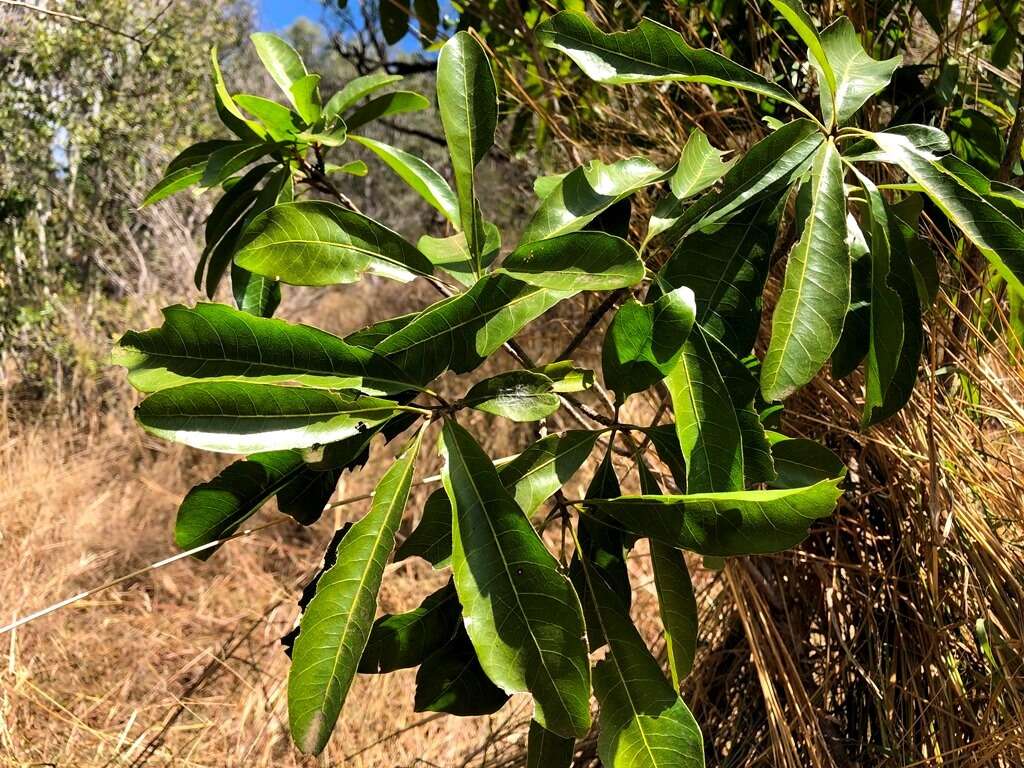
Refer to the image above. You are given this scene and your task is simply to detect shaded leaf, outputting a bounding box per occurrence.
[344,91,429,131]
[603,286,697,402]
[417,223,500,287]
[765,433,845,490]
[414,624,510,716]
[143,140,236,206]
[324,73,403,121]
[527,719,575,768]
[359,582,460,673]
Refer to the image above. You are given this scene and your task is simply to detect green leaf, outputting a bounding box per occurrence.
[288,429,422,754]
[531,361,594,393]
[813,17,899,126]
[602,286,697,402]
[232,264,282,318]
[211,47,265,142]
[501,232,645,291]
[418,222,500,287]
[234,94,303,139]
[143,140,237,206]
[537,11,805,112]
[462,370,560,422]
[575,542,705,768]
[769,0,836,115]
[176,450,309,557]
[762,139,849,401]
[521,156,667,244]
[200,142,276,189]
[344,91,429,131]
[324,160,366,176]
[437,32,497,268]
[135,382,406,454]
[324,73,403,122]
[289,74,322,125]
[658,191,786,356]
[583,477,844,556]
[275,464,341,525]
[765,433,845,490]
[251,32,308,107]
[677,120,823,236]
[113,302,410,394]
[441,420,591,738]
[665,325,745,493]
[639,460,698,687]
[375,273,572,385]
[949,108,1004,176]
[648,130,736,241]
[569,449,630,650]
[414,624,510,716]
[381,0,411,44]
[350,134,459,223]
[398,428,599,569]
[234,200,434,286]
[867,129,1024,294]
[843,123,950,162]
[359,582,461,673]
[528,720,575,768]
[414,0,439,39]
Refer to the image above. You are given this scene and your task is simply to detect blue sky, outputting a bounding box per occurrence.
[258,0,327,31]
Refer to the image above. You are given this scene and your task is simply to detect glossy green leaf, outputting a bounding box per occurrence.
[251,32,308,107]
[527,719,575,768]
[350,134,459,223]
[135,382,405,454]
[437,32,497,266]
[602,285,697,402]
[813,17,899,126]
[501,232,644,291]
[325,160,366,176]
[441,420,591,738]
[417,222,500,287]
[658,192,786,356]
[234,200,434,286]
[537,11,804,112]
[769,0,836,112]
[665,325,744,493]
[462,370,560,422]
[113,302,410,394]
[289,74,322,125]
[143,140,237,206]
[231,264,282,318]
[867,129,1024,294]
[375,273,572,385]
[521,156,666,244]
[676,120,823,236]
[765,433,845,490]
[583,477,844,556]
[344,91,429,131]
[324,73,403,122]
[843,123,950,162]
[648,130,735,241]
[288,429,422,754]
[531,361,594,393]
[211,47,265,142]
[762,139,849,401]
[414,624,510,716]
[576,541,705,768]
[359,582,460,673]
[234,94,303,139]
